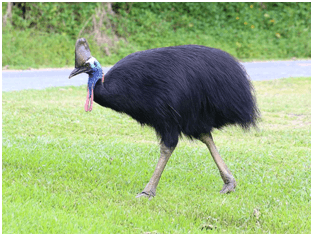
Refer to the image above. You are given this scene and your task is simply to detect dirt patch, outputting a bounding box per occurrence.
[288,114,311,128]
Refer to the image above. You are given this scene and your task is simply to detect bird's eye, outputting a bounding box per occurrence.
[94,62,97,67]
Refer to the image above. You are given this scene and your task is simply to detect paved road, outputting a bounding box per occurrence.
[2,60,311,91]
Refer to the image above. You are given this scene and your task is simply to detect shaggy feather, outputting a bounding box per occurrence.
[93,45,259,148]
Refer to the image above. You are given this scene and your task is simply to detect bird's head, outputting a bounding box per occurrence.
[69,38,103,112]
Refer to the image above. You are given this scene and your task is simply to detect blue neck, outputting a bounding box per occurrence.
[87,58,103,97]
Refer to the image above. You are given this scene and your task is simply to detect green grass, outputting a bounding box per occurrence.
[2,26,310,70]
[2,2,311,69]
[2,77,311,233]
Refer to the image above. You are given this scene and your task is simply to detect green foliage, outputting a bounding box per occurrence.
[115,2,310,59]
[7,2,97,37]
[2,2,311,68]
[2,77,311,233]
[2,26,76,69]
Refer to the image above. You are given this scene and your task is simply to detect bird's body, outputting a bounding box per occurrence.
[93,45,258,148]
[69,39,259,199]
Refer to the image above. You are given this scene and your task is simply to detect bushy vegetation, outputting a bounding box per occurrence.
[2,2,311,69]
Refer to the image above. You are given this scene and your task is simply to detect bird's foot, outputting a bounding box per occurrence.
[220,178,237,194]
[136,190,156,200]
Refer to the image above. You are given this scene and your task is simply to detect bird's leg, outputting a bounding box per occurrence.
[200,133,236,193]
[136,142,176,200]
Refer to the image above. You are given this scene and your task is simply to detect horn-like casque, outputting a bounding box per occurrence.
[74,38,92,68]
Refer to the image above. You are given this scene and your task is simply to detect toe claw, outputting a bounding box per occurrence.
[136,192,149,198]
[220,181,236,194]
[136,190,155,200]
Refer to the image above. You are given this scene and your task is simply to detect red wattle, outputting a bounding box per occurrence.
[89,88,94,111]
[84,87,94,112]
[85,88,90,112]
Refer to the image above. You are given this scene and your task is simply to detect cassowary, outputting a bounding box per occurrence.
[69,38,259,199]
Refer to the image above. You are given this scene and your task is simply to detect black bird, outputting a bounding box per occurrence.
[69,38,259,199]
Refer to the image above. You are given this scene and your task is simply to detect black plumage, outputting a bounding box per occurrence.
[69,39,259,198]
[94,45,258,148]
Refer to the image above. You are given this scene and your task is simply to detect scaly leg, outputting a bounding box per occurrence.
[136,142,176,199]
[200,133,236,193]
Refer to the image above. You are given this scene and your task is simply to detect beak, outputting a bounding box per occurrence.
[69,67,89,79]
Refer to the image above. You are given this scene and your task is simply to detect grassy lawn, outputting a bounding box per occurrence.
[2,77,311,233]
